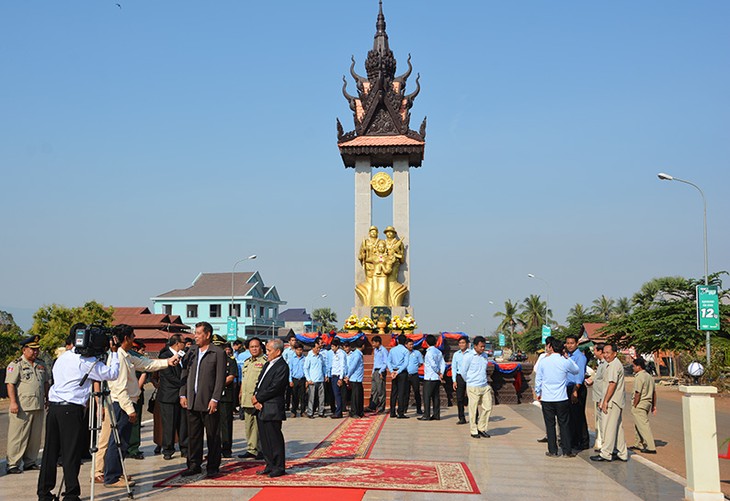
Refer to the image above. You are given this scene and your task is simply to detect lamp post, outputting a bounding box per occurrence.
[310,293,327,333]
[231,254,257,338]
[527,273,550,326]
[658,172,711,364]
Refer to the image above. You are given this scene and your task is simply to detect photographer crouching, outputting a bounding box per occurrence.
[101,324,179,488]
[37,323,121,501]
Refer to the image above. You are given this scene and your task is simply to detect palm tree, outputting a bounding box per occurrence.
[494,299,524,353]
[520,294,549,330]
[591,295,615,321]
[567,303,588,322]
[614,297,632,317]
[312,308,337,333]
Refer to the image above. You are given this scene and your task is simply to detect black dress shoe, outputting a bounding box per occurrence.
[641,449,657,454]
[238,452,258,459]
[457,419,467,425]
[24,464,40,471]
[537,437,549,443]
[6,467,22,474]
[471,434,481,439]
[627,446,641,451]
[389,413,396,418]
[163,454,173,460]
[429,416,440,421]
[181,467,202,477]
[222,452,232,458]
[590,455,609,462]
[268,470,286,478]
[154,446,162,454]
[330,415,342,419]
[396,415,409,419]
[417,416,430,421]
[563,452,576,458]
[479,431,490,438]
[206,470,222,478]
[256,469,272,476]
[545,452,560,458]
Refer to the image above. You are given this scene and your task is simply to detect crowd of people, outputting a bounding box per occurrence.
[534,335,657,461]
[4,324,659,500]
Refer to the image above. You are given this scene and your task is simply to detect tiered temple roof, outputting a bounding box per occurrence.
[338,1,426,168]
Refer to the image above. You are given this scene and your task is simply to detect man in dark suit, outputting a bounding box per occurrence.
[157,334,188,460]
[179,322,227,478]
[252,338,289,478]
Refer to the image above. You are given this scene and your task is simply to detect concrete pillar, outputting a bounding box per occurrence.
[354,157,372,306]
[678,385,724,501]
[392,157,410,305]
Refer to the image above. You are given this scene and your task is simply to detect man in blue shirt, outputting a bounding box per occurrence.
[565,334,589,451]
[535,337,580,457]
[304,342,327,418]
[421,335,446,421]
[328,339,347,419]
[282,334,297,412]
[288,343,306,417]
[367,336,388,414]
[460,336,492,438]
[451,336,471,425]
[344,340,365,418]
[322,345,336,415]
[388,334,410,419]
[405,339,423,415]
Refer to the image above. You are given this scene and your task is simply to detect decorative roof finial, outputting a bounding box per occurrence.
[376,0,386,34]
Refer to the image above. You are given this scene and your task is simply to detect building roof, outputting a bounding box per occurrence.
[578,323,608,344]
[112,306,189,331]
[278,308,311,322]
[154,272,256,299]
[338,135,424,147]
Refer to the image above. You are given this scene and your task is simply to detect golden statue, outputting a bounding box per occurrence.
[356,226,408,307]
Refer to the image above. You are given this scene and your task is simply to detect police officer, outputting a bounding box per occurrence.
[212,335,237,458]
[5,335,49,474]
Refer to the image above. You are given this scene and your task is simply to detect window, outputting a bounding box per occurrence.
[163,304,173,315]
[186,304,198,318]
[229,304,241,317]
[247,304,254,318]
[259,306,265,318]
[210,304,222,318]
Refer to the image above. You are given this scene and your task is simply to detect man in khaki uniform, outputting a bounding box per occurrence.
[585,343,606,451]
[629,357,656,454]
[591,344,628,462]
[5,336,49,474]
[237,337,266,459]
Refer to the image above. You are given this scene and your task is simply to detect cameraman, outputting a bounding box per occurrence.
[102,324,178,488]
[37,323,121,501]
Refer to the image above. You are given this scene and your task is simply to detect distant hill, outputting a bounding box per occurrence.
[0,306,34,332]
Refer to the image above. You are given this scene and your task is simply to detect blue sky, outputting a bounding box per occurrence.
[1,1,729,334]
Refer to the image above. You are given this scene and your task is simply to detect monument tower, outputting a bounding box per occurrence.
[338,1,426,318]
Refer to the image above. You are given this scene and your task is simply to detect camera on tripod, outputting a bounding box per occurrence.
[74,322,118,358]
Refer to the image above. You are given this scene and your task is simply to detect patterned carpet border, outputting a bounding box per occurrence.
[155,458,480,494]
[306,413,387,459]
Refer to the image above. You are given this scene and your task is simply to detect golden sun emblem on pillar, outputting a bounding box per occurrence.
[370,172,393,198]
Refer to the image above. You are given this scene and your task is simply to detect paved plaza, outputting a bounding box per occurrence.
[0,402,690,500]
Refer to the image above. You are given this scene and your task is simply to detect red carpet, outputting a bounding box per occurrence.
[251,487,365,501]
[307,414,387,459]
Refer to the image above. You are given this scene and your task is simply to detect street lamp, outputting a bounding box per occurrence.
[658,172,711,363]
[231,254,257,337]
[310,293,327,333]
[527,273,550,326]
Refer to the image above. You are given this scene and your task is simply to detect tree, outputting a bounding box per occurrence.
[604,273,730,356]
[29,301,115,355]
[312,308,337,333]
[614,297,632,317]
[0,311,24,366]
[520,294,550,330]
[562,304,603,341]
[494,299,524,353]
[591,295,615,321]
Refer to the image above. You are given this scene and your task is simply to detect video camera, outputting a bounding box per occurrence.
[74,322,117,358]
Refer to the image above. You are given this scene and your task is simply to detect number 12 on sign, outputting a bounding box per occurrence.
[696,285,720,331]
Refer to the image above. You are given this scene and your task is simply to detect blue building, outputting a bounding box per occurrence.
[151,272,286,339]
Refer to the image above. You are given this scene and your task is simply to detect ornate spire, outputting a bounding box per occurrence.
[338,0,426,147]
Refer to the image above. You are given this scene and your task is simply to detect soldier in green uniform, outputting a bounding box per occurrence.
[212,335,237,458]
[237,337,266,459]
[5,335,49,474]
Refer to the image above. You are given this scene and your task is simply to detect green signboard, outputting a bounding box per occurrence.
[498,333,506,347]
[541,324,552,344]
[697,285,720,331]
[226,316,238,341]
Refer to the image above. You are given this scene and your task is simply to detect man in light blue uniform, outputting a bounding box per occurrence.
[282,334,297,412]
[421,335,446,421]
[288,343,306,417]
[328,339,347,418]
[388,334,410,419]
[344,340,365,418]
[451,336,471,425]
[367,336,388,414]
[535,337,580,457]
[460,336,492,439]
[303,343,327,418]
[322,344,336,415]
[405,339,423,415]
[233,340,249,420]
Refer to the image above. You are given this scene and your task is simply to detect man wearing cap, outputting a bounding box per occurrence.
[238,337,266,460]
[5,336,49,474]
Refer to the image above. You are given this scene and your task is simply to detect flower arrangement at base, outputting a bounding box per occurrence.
[388,316,402,331]
[388,314,417,332]
[343,314,360,331]
[357,316,375,332]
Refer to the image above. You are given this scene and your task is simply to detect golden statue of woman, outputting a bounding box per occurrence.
[355,226,408,307]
